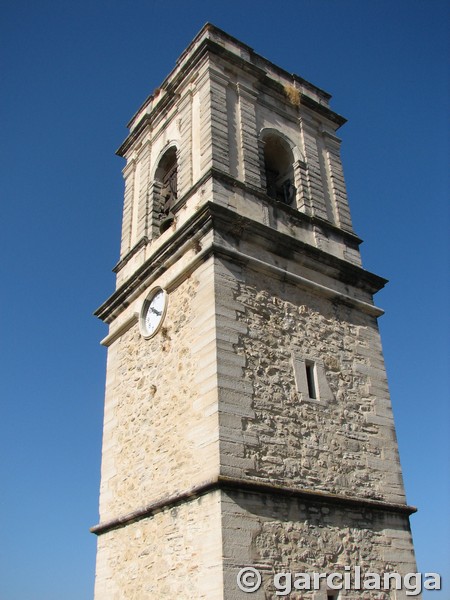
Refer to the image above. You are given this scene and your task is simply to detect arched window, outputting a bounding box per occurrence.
[262,133,296,205]
[155,146,178,234]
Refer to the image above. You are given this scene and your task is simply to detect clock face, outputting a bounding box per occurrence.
[141,288,167,338]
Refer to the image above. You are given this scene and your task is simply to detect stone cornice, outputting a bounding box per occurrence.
[211,168,363,246]
[96,186,387,324]
[113,166,363,278]
[91,475,417,536]
[211,240,384,318]
[94,202,214,323]
[117,28,345,158]
[208,198,381,291]
[113,235,148,274]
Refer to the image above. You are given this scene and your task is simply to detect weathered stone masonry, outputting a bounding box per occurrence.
[92,23,419,600]
[218,261,405,503]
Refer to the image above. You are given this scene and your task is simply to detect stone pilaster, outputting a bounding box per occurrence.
[237,83,261,188]
[177,89,193,198]
[198,68,214,174]
[209,69,231,173]
[119,159,136,258]
[323,130,354,232]
[293,157,312,214]
[135,137,152,242]
[300,118,329,221]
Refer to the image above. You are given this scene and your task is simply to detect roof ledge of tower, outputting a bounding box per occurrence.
[118,24,345,158]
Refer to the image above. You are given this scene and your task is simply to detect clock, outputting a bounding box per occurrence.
[140,288,167,338]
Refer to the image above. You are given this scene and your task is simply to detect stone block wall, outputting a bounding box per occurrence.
[94,491,223,599]
[215,256,406,505]
[221,490,417,600]
[98,258,220,522]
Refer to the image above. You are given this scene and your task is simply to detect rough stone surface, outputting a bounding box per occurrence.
[94,491,223,599]
[221,490,417,600]
[98,259,220,522]
[216,259,406,504]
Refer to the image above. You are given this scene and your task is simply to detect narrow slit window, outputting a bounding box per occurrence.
[327,594,338,600]
[305,362,317,399]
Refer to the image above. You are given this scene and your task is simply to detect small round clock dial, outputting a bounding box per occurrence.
[140,288,167,338]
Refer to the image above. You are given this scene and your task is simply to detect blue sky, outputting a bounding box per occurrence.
[1,1,448,598]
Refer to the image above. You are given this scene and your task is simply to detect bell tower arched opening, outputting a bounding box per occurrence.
[262,132,296,205]
[154,146,178,234]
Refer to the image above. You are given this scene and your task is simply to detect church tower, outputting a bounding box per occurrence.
[92,24,418,599]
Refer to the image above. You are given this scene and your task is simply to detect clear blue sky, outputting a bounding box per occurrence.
[1,1,448,598]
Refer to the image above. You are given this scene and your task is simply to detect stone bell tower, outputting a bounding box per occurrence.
[92,24,419,599]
